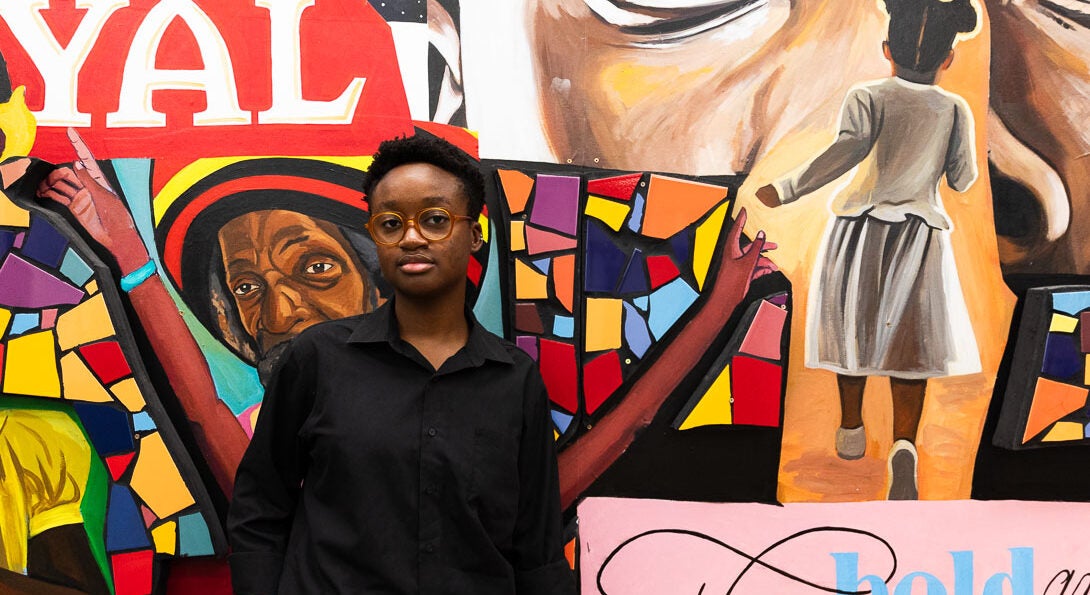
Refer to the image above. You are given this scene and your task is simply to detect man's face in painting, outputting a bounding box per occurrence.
[217,209,373,370]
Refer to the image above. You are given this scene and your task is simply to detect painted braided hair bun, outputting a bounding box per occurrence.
[883,0,978,74]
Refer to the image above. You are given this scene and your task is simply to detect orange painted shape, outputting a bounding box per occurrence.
[564,538,576,570]
[553,254,576,313]
[642,175,729,239]
[498,169,534,214]
[1023,378,1090,443]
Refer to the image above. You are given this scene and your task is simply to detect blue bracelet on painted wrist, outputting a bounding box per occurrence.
[120,260,157,292]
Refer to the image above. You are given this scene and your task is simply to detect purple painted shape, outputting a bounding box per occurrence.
[529,174,580,236]
[13,232,24,249]
[22,214,69,268]
[517,335,539,360]
[769,293,788,307]
[0,254,85,308]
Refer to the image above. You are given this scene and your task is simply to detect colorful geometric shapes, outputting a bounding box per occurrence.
[551,409,573,434]
[587,173,641,201]
[633,295,649,311]
[60,352,115,403]
[617,250,648,295]
[1053,291,1090,316]
[478,214,490,243]
[1083,312,1090,353]
[60,248,96,286]
[178,513,215,557]
[622,302,652,359]
[1023,378,1089,443]
[731,355,782,427]
[1042,333,1082,380]
[648,277,699,340]
[585,298,623,352]
[585,196,631,232]
[769,293,788,307]
[516,336,538,360]
[525,225,577,255]
[539,339,578,412]
[0,307,10,334]
[56,293,115,351]
[1042,422,1086,442]
[130,432,196,518]
[40,308,58,329]
[531,257,551,274]
[514,259,548,299]
[72,402,134,456]
[583,350,623,414]
[529,174,580,236]
[0,231,14,262]
[553,254,575,313]
[78,341,132,385]
[739,301,788,361]
[4,330,60,397]
[0,191,30,227]
[0,253,85,309]
[1051,313,1079,333]
[510,221,527,251]
[627,193,645,233]
[132,412,156,431]
[646,255,680,289]
[467,254,482,287]
[553,315,574,339]
[85,279,98,295]
[642,175,729,239]
[111,549,154,595]
[584,221,628,293]
[695,202,730,290]
[106,484,153,552]
[151,521,178,555]
[515,303,545,334]
[22,215,70,268]
[670,227,693,266]
[677,364,733,430]
[110,378,146,412]
[10,312,39,335]
[106,452,137,481]
[498,169,534,214]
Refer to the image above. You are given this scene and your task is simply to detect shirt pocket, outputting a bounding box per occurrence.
[469,427,519,543]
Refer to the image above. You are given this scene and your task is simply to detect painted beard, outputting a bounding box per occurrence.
[256,340,293,387]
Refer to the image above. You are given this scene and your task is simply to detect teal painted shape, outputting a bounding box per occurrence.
[177,513,215,557]
[474,221,505,337]
[59,248,94,286]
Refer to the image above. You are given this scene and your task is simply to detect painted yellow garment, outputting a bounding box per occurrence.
[0,409,91,573]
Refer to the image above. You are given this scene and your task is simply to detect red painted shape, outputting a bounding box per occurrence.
[105,452,135,481]
[731,355,782,427]
[111,549,154,595]
[466,253,482,287]
[583,351,623,415]
[587,173,642,201]
[165,557,233,595]
[78,341,131,385]
[539,339,578,413]
[646,255,680,289]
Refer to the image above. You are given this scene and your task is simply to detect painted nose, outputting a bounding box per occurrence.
[262,280,307,336]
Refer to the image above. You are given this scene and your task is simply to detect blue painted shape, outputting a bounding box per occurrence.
[584,221,628,293]
[178,513,215,556]
[531,257,551,275]
[623,301,652,358]
[474,221,505,337]
[59,248,95,286]
[1042,333,1082,380]
[633,295,649,311]
[1053,291,1090,316]
[551,409,573,433]
[105,484,151,552]
[627,193,645,232]
[553,315,574,339]
[648,278,699,340]
[10,312,39,335]
[21,214,69,268]
[72,403,134,456]
[671,227,694,265]
[617,249,649,294]
[132,411,156,431]
[0,231,16,263]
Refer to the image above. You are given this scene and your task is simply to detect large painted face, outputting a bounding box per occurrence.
[368,163,483,301]
[217,210,371,358]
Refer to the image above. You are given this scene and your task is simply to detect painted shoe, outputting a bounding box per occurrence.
[887,439,919,500]
[835,425,866,460]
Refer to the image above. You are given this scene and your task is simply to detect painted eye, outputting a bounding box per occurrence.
[583,0,770,41]
[232,281,261,297]
[305,262,336,274]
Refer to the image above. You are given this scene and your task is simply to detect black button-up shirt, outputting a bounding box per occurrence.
[228,303,575,594]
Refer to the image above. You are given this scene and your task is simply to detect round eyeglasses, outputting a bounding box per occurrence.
[366,207,475,246]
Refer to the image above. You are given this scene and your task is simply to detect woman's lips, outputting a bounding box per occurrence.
[397,255,435,273]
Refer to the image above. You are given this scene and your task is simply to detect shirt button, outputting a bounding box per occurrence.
[427,427,437,437]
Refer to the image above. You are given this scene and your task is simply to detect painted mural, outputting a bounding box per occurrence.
[0,0,1087,593]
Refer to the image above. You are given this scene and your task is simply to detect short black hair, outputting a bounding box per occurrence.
[884,0,978,74]
[362,133,485,219]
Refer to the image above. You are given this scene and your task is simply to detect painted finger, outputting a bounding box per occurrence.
[67,127,115,192]
[37,186,74,206]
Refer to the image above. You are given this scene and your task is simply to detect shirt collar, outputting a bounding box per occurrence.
[346,299,513,366]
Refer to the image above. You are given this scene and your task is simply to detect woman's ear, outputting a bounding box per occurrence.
[941,50,955,71]
[883,41,892,61]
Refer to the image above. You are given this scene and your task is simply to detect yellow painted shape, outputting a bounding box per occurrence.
[0,307,11,337]
[1085,355,1090,386]
[84,280,98,295]
[151,521,178,555]
[0,191,29,228]
[4,331,60,397]
[110,377,146,412]
[584,195,631,232]
[514,259,548,299]
[130,432,196,518]
[1050,313,1079,333]
[585,298,622,352]
[510,221,526,251]
[0,87,37,162]
[60,352,114,403]
[1041,421,1085,442]
[680,365,733,430]
[55,293,114,351]
[694,202,730,290]
[478,214,490,243]
[598,63,713,111]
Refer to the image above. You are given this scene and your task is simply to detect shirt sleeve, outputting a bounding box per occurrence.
[510,367,577,595]
[227,340,315,595]
[775,87,875,204]
[944,96,978,192]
